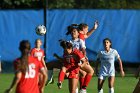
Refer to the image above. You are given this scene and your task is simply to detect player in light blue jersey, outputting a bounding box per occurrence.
[95,38,125,93]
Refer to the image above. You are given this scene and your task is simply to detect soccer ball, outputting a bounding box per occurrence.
[35,25,46,36]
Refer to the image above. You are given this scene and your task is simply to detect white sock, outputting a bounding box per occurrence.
[109,87,114,93]
[48,70,53,81]
[75,87,78,93]
[98,89,103,93]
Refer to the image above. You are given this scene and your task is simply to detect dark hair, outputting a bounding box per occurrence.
[18,40,31,73]
[59,40,73,49]
[103,38,112,48]
[66,24,79,35]
[78,23,88,30]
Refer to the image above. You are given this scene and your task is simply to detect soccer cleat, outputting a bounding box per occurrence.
[80,89,87,93]
[57,82,62,89]
[75,87,78,93]
[45,79,54,86]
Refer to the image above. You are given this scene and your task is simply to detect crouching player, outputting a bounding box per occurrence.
[57,40,87,93]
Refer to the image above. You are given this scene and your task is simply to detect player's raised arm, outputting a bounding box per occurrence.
[86,20,98,38]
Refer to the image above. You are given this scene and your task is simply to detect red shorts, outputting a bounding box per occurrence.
[68,67,80,79]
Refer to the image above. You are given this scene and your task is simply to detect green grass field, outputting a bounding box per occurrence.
[0,73,138,93]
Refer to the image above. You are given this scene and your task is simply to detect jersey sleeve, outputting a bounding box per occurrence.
[114,50,120,60]
[73,49,85,60]
[30,48,35,57]
[13,59,21,72]
[79,39,86,49]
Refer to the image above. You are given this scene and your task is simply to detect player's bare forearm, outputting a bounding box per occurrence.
[86,20,98,38]
[6,72,21,93]
[81,48,86,57]
[118,58,125,77]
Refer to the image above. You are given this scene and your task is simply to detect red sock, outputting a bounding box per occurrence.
[83,74,92,88]
[79,77,85,89]
[58,70,65,83]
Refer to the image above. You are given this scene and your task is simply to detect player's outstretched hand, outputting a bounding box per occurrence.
[93,20,98,30]
[120,70,125,77]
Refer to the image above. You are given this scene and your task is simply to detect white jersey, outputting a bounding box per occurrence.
[97,48,120,77]
[69,38,86,50]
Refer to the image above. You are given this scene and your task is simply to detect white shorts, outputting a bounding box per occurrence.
[98,74,115,80]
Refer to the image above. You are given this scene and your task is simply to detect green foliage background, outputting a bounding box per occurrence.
[1,0,140,9]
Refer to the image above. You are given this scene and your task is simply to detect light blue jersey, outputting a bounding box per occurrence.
[69,38,86,50]
[97,48,120,79]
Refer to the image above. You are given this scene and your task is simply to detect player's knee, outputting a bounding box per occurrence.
[89,68,94,76]
[80,71,87,77]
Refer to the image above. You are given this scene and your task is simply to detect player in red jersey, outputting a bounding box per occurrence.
[30,39,46,67]
[57,40,87,93]
[30,39,47,86]
[5,40,47,93]
[133,65,140,93]
[78,21,98,41]
[66,25,94,93]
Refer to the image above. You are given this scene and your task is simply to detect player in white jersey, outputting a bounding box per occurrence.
[95,38,125,93]
[67,25,94,93]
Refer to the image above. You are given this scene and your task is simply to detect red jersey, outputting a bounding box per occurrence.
[30,48,45,61]
[63,49,85,72]
[79,33,85,41]
[14,56,44,93]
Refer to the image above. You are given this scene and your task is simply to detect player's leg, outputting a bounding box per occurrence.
[80,64,94,91]
[79,69,87,89]
[57,66,67,89]
[133,79,140,93]
[68,78,79,93]
[47,69,54,84]
[98,77,105,93]
[108,76,115,93]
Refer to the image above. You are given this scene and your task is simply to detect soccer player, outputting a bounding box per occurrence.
[95,38,125,93]
[30,39,48,86]
[133,66,140,93]
[30,39,46,68]
[57,40,87,93]
[67,25,94,93]
[66,21,98,88]
[5,40,47,93]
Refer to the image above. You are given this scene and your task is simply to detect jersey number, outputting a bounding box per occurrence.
[25,63,36,78]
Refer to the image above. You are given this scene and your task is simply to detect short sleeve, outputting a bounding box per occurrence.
[30,48,35,57]
[13,59,20,71]
[114,50,120,59]
[73,49,85,60]
[79,39,86,49]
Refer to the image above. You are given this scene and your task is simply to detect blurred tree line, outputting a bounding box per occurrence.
[0,0,140,9]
